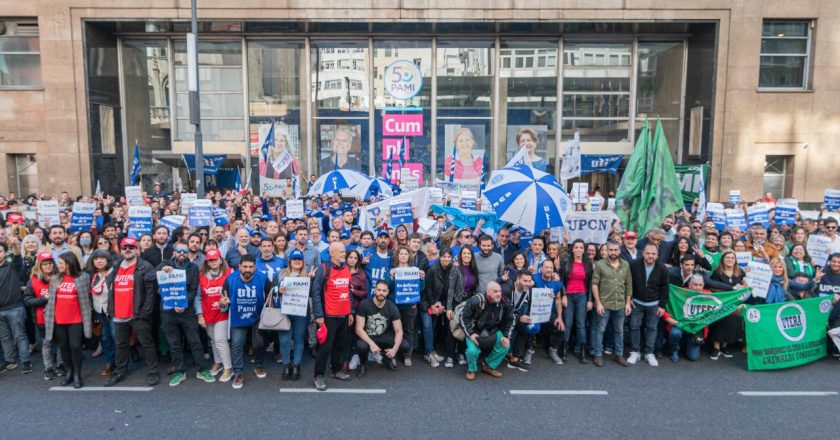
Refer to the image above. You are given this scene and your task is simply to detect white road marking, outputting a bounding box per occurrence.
[279,388,387,394]
[49,386,154,392]
[737,391,838,397]
[509,390,608,396]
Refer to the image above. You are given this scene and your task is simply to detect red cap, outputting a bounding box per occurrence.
[6,213,24,224]
[624,231,638,239]
[120,237,139,248]
[205,249,221,261]
[36,252,54,262]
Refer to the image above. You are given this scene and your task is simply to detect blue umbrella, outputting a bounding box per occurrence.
[306,169,370,196]
[483,164,571,233]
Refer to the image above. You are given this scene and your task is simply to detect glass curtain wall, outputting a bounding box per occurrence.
[635,41,684,160]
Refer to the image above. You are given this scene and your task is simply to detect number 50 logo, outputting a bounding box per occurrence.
[384,60,423,101]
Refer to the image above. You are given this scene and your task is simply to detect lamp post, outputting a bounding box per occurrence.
[187,0,205,197]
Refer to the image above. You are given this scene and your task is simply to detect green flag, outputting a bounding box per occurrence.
[674,163,710,206]
[666,285,751,334]
[615,118,685,237]
[743,297,831,371]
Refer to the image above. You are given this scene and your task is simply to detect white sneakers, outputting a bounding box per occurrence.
[644,353,659,367]
[627,352,641,365]
[627,352,659,366]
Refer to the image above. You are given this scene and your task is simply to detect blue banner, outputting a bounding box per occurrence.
[394,267,421,305]
[189,204,213,227]
[183,154,226,176]
[706,203,726,231]
[825,189,840,211]
[127,206,152,238]
[430,204,508,232]
[213,207,229,226]
[390,199,413,227]
[68,202,95,233]
[747,203,770,228]
[580,155,623,176]
[774,199,798,225]
[725,208,747,230]
[157,270,188,311]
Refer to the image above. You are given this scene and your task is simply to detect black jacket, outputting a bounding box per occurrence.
[666,266,733,292]
[493,241,518,266]
[558,257,593,300]
[460,294,515,339]
[0,261,23,312]
[620,246,640,263]
[141,244,173,268]
[106,257,158,320]
[629,258,670,307]
[156,258,200,311]
[422,261,451,311]
[412,251,430,273]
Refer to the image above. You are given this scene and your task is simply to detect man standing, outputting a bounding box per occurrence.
[824,218,840,254]
[186,233,205,266]
[44,225,82,262]
[285,226,319,270]
[311,242,354,391]
[105,237,160,386]
[141,226,174,268]
[627,244,669,367]
[256,237,285,282]
[157,241,215,386]
[493,226,517,265]
[475,235,504,294]
[591,241,633,367]
[354,280,409,377]
[620,231,639,262]
[0,243,30,373]
[365,231,393,297]
[460,282,514,380]
[225,228,259,269]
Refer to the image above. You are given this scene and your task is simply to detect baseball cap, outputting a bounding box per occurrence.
[205,249,221,261]
[36,252,53,262]
[260,215,271,221]
[249,229,262,237]
[120,237,139,248]
[624,231,638,239]
[289,249,304,260]
[377,230,390,238]
[6,212,24,224]
[350,225,361,232]
[340,232,351,240]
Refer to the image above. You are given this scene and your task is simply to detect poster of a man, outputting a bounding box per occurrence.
[319,124,362,175]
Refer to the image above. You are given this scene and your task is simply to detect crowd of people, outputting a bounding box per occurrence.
[0,186,839,391]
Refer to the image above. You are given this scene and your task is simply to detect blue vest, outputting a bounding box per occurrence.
[227,271,267,328]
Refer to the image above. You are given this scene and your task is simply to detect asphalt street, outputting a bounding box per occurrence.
[2,347,840,440]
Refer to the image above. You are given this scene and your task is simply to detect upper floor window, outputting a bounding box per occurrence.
[0,20,42,88]
[759,20,812,89]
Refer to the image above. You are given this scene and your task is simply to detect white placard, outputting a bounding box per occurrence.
[286,199,305,220]
[417,218,440,239]
[564,211,613,244]
[125,186,144,206]
[571,182,589,204]
[745,261,772,299]
[735,252,752,268]
[36,200,60,228]
[529,288,554,324]
[549,227,564,243]
[807,234,832,267]
[279,277,310,317]
[181,193,197,214]
[428,187,443,206]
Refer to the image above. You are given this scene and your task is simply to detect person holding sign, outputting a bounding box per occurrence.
[389,246,424,367]
[157,241,215,387]
[663,275,708,363]
[460,282,514,381]
[104,237,160,387]
[274,250,315,381]
[198,249,233,383]
[43,253,91,389]
[745,224,778,263]
[532,260,566,365]
[815,254,840,326]
[354,280,409,377]
[504,270,535,371]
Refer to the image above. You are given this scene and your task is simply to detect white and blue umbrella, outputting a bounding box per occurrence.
[306,169,370,196]
[483,164,571,233]
[352,177,396,200]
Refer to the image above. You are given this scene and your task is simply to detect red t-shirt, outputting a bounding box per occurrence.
[30,276,50,326]
[114,264,137,319]
[54,275,82,325]
[567,261,587,294]
[324,264,351,316]
[199,268,231,325]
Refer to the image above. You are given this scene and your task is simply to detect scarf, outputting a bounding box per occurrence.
[765,274,787,304]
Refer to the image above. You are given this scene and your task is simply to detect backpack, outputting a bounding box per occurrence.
[450,294,485,341]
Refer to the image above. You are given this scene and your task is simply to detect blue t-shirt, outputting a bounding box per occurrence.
[533,275,564,313]
[365,251,393,297]
[225,272,268,328]
[256,255,286,283]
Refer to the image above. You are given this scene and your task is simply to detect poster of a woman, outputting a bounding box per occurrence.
[259,124,300,196]
[506,125,548,171]
[443,125,485,191]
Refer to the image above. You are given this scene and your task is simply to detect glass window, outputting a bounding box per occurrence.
[247,41,305,195]
[759,20,811,89]
[563,42,631,143]
[636,42,684,118]
[311,41,370,176]
[173,41,244,141]
[122,40,173,189]
[500,41,557,174]
[436,40,494,192]
[373,41,432,187]
[0,21,42,87]
[763,155,789,198]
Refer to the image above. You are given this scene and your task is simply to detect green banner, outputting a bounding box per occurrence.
[674,163,710,205]
[743,297,831,371]
[666,285,751,334]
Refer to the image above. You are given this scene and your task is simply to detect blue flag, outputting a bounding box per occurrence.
[479,150,487,195]
[130,144,141,186]
[234,169,242,192]
[260,124,274,164]
[448,143,456,185]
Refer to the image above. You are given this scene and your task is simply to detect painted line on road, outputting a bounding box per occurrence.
[509,390,608,396]
[738,391,838,397]
[49,386,154,392]
[279,388,387,394]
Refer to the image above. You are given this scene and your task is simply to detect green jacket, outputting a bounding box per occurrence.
[592,258,632,310]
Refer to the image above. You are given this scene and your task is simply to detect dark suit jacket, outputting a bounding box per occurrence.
[629,258,670,307]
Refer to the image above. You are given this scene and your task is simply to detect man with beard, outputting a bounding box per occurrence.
[591,241,633,367]
[365,230,393,298]
[44,225,82,261]
[354,280,408,377]
[141,226,173,267]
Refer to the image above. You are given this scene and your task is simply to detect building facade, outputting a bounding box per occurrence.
[0,1,838,202]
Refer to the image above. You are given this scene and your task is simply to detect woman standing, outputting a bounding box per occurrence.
[445,246,478,368]
[389,246,425,367]
[88,249,116,376]
[560,239,592,363]
[421,247,452,367]
[197,249,233,382]
[709,251,746,360]
[44,253,92,388]
[275,250,312,381]
[785,244,815,280]
[78,231,96,266]
[763,258,790,304]
[23,252,63,379]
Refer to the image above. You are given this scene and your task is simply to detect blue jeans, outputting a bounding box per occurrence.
[230,326,264,375]
[629,304,659,355]
[563,294,588,353]
[278,315,308,366]
[668,327,701,361]
[95,311,116,364]
[420,312,439,355]
[0,306,31,364]
[592,308,625,357]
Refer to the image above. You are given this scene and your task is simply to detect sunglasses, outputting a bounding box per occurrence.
[827,226,838,230]
[121,246,137,250]
[174,249,189,254]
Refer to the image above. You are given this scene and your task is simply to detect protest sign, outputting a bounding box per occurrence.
[529,288,554,324]
[189,200,213,227]
[743,297,831,370]
[157,269,188,311]
[774,199,798,225]
[68,202,95,232]
[825,189,840,211]
[390,199,413,227]
[747,203,770,228]
[564,211,613,244]
[286,199,305,220]
[807,234,831,267]
[212,207,229,226]
[428,187,443,206]
[125,186,144,206]
[394,267,421,305]
[571,182,589,204]
[667,285,751,334]
[460,190,477,210]
[359,188,431,232]
[725,209,747,229]
[736,252,752,269]
[279,277,310,317]
[160,215,185,232]
[706,202,726,230]
[590,196,602,212]
[181,193,197,214]
[729,190,741,206]
[127,206,152,238]
[417,218,440,239]
[36,200,60,228]
[745,261,772,299]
